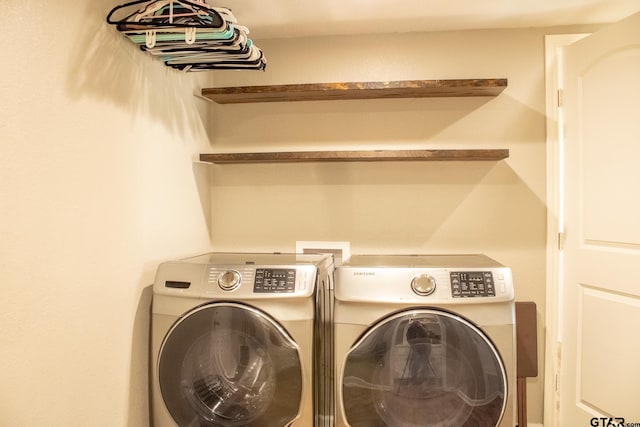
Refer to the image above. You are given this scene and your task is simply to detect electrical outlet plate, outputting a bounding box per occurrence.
[296,241,351,267]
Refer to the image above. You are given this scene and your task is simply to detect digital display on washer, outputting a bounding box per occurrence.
[450,271,495,297]
[253,268,296,293]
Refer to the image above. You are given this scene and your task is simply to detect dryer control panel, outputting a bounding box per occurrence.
[450,272,495,297]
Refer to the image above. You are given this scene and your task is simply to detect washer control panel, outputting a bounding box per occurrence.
[450,272,495,298]
[201,265,317,298]
[253,268,297,293]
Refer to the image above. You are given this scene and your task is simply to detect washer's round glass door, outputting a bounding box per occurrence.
[159,303,303,427]
[342,309,507,427]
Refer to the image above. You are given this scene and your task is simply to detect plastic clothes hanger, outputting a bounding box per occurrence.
[141,30,248,57]
[107,0,225,30]
[123,24,234,44]
[164,43,259,65]
[168,49,266,71]
[108,0,231,48]
[140,25,247,48]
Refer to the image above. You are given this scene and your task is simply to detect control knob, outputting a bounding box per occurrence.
[411,274,436,296]
[218,270,241,291]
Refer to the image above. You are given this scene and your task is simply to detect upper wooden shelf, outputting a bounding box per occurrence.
[199,149,509,164]
[201,78,508,104]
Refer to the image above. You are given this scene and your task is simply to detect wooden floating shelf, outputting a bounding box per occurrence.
[199,149,509,164]
[201,78,508,104]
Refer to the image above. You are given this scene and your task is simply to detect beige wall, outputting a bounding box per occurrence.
[207,28,574,423]
[0,1,212,425]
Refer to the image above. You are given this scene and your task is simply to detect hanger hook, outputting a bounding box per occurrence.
[185,27,197,44]
[145,30,157,48]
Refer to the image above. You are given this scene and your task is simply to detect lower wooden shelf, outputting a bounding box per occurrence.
[199,149,509,164]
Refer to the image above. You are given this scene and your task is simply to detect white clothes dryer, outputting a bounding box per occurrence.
[151,252,334,427]
[334,255,516,427]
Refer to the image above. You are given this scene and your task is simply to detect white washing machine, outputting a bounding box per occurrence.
[152,252,334,427]
[334,255,516,427]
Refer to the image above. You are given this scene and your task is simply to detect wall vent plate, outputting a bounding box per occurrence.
[296,241,350,267]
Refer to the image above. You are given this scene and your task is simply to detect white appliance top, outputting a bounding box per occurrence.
[336,254,514,304]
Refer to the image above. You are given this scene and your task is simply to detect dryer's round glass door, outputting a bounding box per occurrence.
[341,309,507,427]
[158,303,303,427]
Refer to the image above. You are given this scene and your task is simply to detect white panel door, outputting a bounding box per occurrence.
[561,12,640,427]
